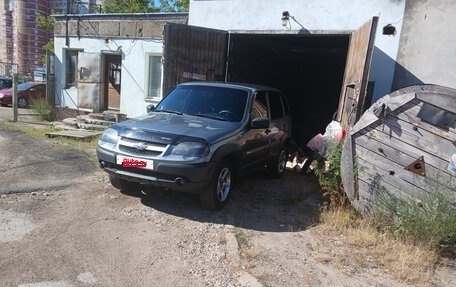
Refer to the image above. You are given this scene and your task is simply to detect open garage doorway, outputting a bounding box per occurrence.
[163,18,377,149]
[227,33,349,145]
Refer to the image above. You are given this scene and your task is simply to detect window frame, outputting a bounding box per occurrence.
[63,48,83,88]
[145,53,163,101]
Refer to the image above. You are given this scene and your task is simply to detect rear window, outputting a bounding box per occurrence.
[156,85,248,122]
[0,79,12,89]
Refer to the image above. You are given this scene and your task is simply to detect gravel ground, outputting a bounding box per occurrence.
[0,106,454,287]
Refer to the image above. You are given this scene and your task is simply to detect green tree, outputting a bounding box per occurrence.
[101,0,188,13]
[37,13,56,65]
[102,0,159,13]
[158,0,189,12]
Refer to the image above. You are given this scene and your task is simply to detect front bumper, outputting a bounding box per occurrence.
[97,146,216,193]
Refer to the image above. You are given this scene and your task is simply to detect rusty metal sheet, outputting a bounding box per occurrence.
[77,52,102,110]
[78,82,101,110]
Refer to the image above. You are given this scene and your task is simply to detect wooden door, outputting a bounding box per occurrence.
[163,23,228,96]
[337,17,378,131]
[104,54,121,111]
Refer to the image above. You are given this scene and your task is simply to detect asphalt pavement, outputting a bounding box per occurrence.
[0,106,97,194]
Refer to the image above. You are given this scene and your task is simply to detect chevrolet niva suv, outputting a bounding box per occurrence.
[97,82,292,209]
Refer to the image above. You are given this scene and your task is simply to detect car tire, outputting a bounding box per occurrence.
[200,160,232,210]
[18,97,28,108]
[268,148,287,178]
[109,174,140,192]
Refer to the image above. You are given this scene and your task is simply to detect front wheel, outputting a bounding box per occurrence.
[200,160,232,210]
[268,148,287,178]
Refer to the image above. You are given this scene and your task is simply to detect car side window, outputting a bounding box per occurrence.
[251,92,268,118]
[269,92,284,120]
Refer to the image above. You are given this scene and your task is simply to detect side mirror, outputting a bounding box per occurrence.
[251,117,269,129]
[146,104,155,113]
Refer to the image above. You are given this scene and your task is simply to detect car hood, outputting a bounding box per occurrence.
[0,88,11,95]
[113,112,243,145]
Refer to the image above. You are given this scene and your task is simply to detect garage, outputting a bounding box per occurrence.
[163,18,377,146]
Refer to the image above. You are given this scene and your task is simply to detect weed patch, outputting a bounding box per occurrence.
[30,98,56,121]
[319,207,441,284]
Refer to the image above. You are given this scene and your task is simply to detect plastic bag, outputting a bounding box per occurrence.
[306,121,344,157]
[448,153,456,175]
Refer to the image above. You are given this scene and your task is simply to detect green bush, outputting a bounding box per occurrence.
[374,182,456,247]
[30,98,56,121]
[313,140,348,208]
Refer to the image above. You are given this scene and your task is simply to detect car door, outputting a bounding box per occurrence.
[267,91,287,156]
[29,84,45,101]
[241,91,270,168]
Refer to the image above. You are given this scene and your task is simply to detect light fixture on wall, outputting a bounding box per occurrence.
[281,11,290,27]
[383,24,397,36]
[281,11,306,30]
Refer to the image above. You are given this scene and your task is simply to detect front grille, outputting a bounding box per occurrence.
[118,137,167,157]
[119,145,162,156]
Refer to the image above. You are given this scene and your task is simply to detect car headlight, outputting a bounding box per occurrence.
[170,141,209,158]
[98,128,119,148]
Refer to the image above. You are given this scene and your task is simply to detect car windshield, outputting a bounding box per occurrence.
[155,85,248,122]
[17,83,35,91]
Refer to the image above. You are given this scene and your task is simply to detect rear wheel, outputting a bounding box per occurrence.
[200,160,232,210]
[18,97,28,108]
[109,174,140,192]
[268,148,287,178]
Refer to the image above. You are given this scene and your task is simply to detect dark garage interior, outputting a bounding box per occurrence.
[227,33,350,146]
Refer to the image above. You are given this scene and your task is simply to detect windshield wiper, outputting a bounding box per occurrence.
[156,109,182,115]
[193,113,226,121]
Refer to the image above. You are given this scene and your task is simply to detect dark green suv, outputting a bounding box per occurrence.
[97,82,292,209]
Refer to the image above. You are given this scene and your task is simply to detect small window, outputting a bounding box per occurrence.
[65,49,81,88]
[146,54,162,99]
[251,92,268,118]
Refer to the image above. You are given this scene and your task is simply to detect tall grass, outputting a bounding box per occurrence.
[373,183,456,248]
[30,98,56,121]
[315,140,455,283]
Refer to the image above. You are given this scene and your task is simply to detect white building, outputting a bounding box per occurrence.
[53,13,188,118]
[52,1,456,135]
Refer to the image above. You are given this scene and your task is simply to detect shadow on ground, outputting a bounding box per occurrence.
[121,170,323,233]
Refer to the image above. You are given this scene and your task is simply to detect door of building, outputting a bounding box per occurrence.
[103,54,122,111]
[336,17,379,131]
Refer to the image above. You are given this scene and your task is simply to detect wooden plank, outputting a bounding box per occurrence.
[416,92,456,114]
[342,84,456,215]
[376,114,455,158]
[353,132,453,181]
[341,135,357,204]
[163,24,228,94]
[351,92,416,134]
[355,144,454,194]
[45,130,102,140]
[357,121,454,163]
[337,17,378,131]
[394,99,456,136]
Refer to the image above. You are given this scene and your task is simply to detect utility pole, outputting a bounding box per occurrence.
[12,73,18,122]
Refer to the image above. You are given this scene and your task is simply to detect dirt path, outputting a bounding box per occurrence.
[0,107,454,287]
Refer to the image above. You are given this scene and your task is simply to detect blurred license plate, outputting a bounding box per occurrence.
[117,155,154,170]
